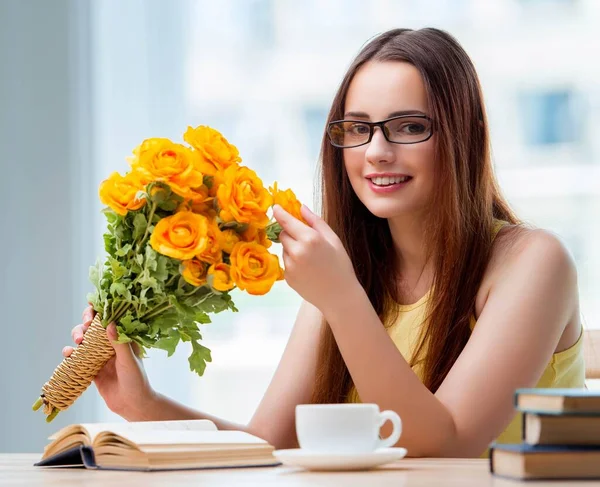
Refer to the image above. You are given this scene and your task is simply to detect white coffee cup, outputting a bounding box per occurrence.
[295,403,402,453]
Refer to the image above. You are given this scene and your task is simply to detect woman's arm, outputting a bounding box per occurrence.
[71,299,323,449]
[322,230,578,457]
[132,299,323,449]
[273,205,579,458]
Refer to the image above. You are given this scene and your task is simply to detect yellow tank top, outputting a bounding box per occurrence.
[346,220,585,454]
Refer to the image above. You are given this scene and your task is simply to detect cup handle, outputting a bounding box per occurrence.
[377,410,402,449]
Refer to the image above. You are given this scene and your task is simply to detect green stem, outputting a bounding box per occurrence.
[137,201,157,252]
[166,273,178,288]
[46,408,59,423]
[113,303,132,323]
[108,300,129,324]
[32,397,43,411]
[140,302,173,322]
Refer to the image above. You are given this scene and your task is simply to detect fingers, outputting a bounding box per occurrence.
[278,230,293,247]
[273,204,309,240]
[300,204,324,230]
[106,322,142,365]
[131,341,143,359]
[70,316,143,363]
[299,204,337,244]
[278,230,303,263]
[82,304,95,328]
[71,324,86,345]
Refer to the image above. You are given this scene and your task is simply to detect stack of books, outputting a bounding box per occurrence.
[489,388,600,481]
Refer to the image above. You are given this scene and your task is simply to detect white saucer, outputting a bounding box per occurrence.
[273,447,407,471]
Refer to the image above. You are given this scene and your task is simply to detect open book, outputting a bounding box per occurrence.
[35,419,279,471]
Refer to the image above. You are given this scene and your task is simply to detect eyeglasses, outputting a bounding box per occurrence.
[327,114,434,148]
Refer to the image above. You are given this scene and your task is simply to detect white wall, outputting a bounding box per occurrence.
[0,0,98,452]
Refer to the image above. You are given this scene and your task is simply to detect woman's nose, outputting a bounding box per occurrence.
[365,127,396,165]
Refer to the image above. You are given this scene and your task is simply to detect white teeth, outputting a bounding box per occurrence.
[370,175,410,186]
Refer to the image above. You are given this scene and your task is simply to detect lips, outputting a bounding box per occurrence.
[368,175,412,187]
[366,176,412,194]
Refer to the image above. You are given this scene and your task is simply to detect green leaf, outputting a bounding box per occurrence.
[103,233,117,256]
[115,243,133,257]
[265,222,282,242]
[89,260,101,289]
[198,292,238,314]
[114,330,132,344]
[133,213,147,241]
[118,312,149,334]
[154,329,181,357]
[157,199,178,212]
[189,341,212,376]
[153,255,169,282]
[138,269,160,292]
[102,208,120,225]
[169,295,197,318]
[108,257,129,279]
[149,311,179,332]
[145,245,158,271]
[110,282,132,301]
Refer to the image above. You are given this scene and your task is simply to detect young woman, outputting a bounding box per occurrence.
[65,27,584,458]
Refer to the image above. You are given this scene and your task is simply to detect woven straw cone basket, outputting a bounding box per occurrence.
[33,314,115,421]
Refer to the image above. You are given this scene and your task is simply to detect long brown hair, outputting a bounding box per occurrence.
[311,28,519,403]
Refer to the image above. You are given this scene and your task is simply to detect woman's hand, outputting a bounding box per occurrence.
[63,304,158,420]
[273,204,359,313]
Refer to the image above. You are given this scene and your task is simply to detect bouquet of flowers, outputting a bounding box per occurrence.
[33,125,304,422]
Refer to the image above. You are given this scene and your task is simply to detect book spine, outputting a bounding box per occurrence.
[80,446,99,469]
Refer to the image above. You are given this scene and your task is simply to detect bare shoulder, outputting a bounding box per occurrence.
[489,225,577,281]
[478,224,580,351]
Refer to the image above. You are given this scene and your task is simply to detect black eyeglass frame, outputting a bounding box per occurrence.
[326,114,434,148]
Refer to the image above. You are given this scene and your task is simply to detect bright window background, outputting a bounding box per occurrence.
[90,0,600,423]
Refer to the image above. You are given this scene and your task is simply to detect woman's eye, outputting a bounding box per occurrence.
[349,124,370,135]
[399,123,426,134]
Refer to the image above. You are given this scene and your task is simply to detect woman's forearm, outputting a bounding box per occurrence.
[124,391,250,433]
[321,282,458,457]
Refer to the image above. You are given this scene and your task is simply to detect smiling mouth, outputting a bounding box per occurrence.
[367,175,412,187]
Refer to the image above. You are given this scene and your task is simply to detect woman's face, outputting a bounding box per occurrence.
[342,61,436,220]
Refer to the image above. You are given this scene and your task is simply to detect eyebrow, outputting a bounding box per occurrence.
[343,110,427,119]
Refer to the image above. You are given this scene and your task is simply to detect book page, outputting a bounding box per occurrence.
[77,419,217,442]
[112,430,268,447]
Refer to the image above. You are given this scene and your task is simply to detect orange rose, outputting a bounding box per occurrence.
[217,228,241,254]
[129,137,204,198]
[150,211,209,260]
[269,182,306,223]
[229,242,284,296]
[208,263,234,292]
[206,169,226,198]
[240,225,272,249]
[181,259,208,287]
[217,165,272,228]
[185,184,215,214]
[183,125,241,171]
[197,220,223,265]
[99,171,147,216]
